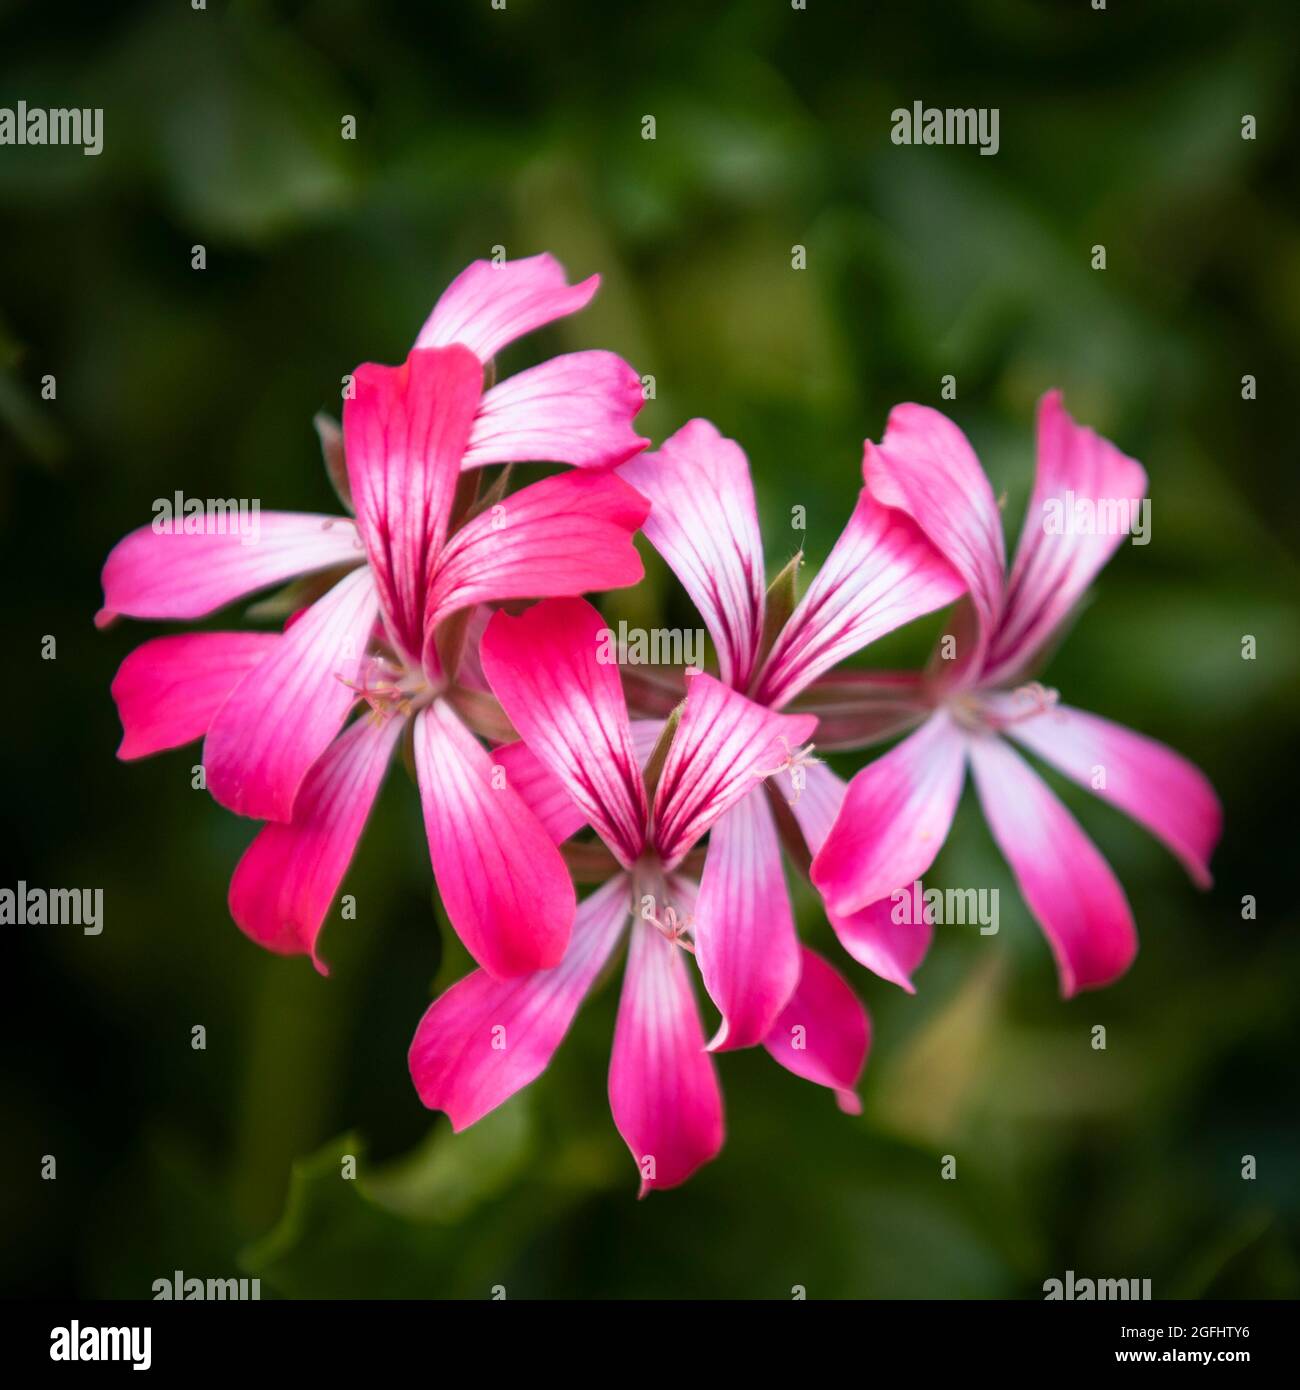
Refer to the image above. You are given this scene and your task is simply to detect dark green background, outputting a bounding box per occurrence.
[2,0,1297,1298]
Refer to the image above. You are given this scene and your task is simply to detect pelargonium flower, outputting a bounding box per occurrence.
[409,597,871,1194]
[812,391,1223,996]
[613,419,966,1043]
[99,255,651,977]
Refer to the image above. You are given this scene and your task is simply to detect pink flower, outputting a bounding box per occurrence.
[100,255,651,978]
[811,391,1223,996]
[409,597,870,1194]
[615,419,966,1022]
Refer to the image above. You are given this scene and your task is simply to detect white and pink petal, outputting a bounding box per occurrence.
[651,672,817,868]
[424,471,648,645]
[862,404,1006,671]
[490,739,588,846]
[619,419,767,690]
[111,632,278,760]
[763,947,870,1114]
[414,698,576,978]
[96,513,362,628]
[409,874,631,1131]
[203,566,380,822]
[694,789,801,1051]
[785,762,933,991]
[983,391,1148,684]
[608,919,725,1196]
[967,731,1137,997]
[755,486,963,708]
[228,710,404,971]
[414,253,599,363]
[463,350,648,471]
[988,696,1220,889]
[480,598,648,866]
[811,711,967,918]
[342,345,482,663]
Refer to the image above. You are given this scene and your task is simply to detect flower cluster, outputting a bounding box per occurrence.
[100,254,1222,1195]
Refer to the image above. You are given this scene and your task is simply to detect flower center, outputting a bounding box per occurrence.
[947,680,1060,733]
[338,653,437,721]
[633,865,696,954]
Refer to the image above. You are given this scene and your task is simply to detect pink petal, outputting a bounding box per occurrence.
[491,740,588,845]
[694,789,800,1051]
[763,946,870,1114]
[509,714,663,846]
[111,632,278,759]
[755,486,964,708]
[409,874,631,1130]
[96,513,362,628]
[826,894,933,994]
[414,253,599,363]
[424,471,649,651]
[609,919,725,1196]
[228,711,404,971]
[988,697,1221,889]
[463,351,648,471]
[480,598,648,867]
[968,731,1137,997]
[789,763,932,991]
[414,699,575,977]
[862,404,1006,672]
[652,672,817,868]
[811,712,967,917]
[619,419,767,690]
[342,345,482,664]
[204,567,380,821]
[984,391,1148,684]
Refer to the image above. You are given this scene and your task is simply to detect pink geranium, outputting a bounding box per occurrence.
[614,419,966,1039]
[409,597,871,1194]
[812,392,1223,996]
[100,255,651,978]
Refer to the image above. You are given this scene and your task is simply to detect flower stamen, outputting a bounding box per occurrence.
[752,735,822,806]
[337,655,425,722]
[647,904,696,954]
[978,680,1061,732]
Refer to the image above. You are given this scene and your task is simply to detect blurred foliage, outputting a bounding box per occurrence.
[2,0,1298,1299]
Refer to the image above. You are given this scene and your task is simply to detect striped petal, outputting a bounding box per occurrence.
[111,632,278,760]
[862,403,1006,676]
[619,419,767,690]
[203,567,380,822]
[480,598,648,866]
[96,513,361,628]
[984,391,1148,684]
[694,789,800,1051]
[228,711,404,971]
[414,253,599,362]
[652,672,816,868]
[968,731,1137,997]
[414,699,575,977]
[409,875,631,1130]
[463,350,648,471]
[342,345,482,664]
[789,762,932,991]
[755,486,963,708]
[609,918,725,1196]
[763,946,870,1114]
[811,712,967,918]
[424,471,648,650]
[989,696,1220,889]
